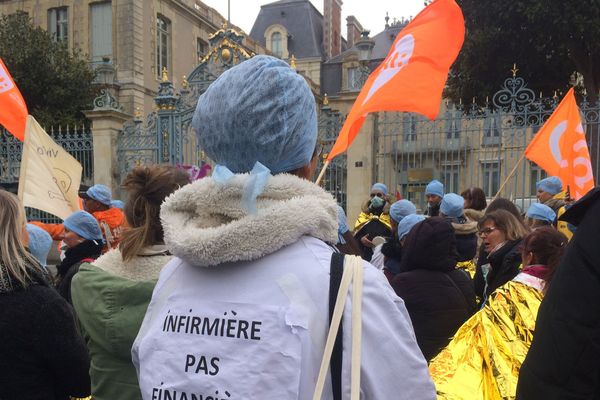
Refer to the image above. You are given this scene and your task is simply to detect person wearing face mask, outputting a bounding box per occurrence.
[55,211,104,304]
[535,176,574,240]
[354,183,394,260]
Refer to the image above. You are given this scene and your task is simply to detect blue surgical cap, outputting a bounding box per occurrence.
[371,183,388,195]
[398,214,426,240]
[64,211,104,242]
[425,180,444,197]
[192,55,317,174]
[390,200,416,223]
[85,184,112,205]
[26,224,53,267]
[536,176,563,196]
[527,203,556,224]
[110,200,124,209]
[440,193,465,218]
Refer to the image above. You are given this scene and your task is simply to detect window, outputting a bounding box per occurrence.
[482,162,501,197]
[48,7,68,43]
[530,163,547,195]
[442,164,460,193]
[271,32,282,58]
[347,67,360,91]
[446,118,461,139]
[485,116,500,137]
[196,38,207,62]
[156,15,170,79]
[403,114,417,141]
[90,2,112,62]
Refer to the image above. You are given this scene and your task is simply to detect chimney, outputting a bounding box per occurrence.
[346,16,364,49]
[323,0,342,59]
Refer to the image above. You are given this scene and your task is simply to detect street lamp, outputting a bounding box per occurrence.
[354,31,375,88]
[95,57,116,87]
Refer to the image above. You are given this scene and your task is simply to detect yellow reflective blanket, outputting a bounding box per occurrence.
[456,260,476,279]
[354,211,392,232]
[429,280,543,400]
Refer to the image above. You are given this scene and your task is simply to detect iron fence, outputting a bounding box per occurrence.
[374,74,600,212]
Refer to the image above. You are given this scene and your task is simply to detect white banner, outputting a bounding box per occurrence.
[18,115,82,220]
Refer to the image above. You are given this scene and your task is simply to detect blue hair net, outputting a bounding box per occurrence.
[110,200,124,209]
[536,176,563,195]
[26,224,53,267]
[440,193,465,218]
[527,203,556,224]
[85,184,112,205]
[398,214,426,239]
[64,211,104,242]
[192,55,317,174]
[425,180,444,197]
[389,200,416,223]
[371,183,388,195]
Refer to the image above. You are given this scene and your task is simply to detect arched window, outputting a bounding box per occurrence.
[271,32,282,58]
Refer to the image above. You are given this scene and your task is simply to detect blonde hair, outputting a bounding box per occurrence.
[119,165,190,261]
[479,209,530,241]
[0,190,44,287]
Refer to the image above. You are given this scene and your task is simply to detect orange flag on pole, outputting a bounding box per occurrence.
[327,0,465,161]
[0,58,28,141]
[525,88,595,199]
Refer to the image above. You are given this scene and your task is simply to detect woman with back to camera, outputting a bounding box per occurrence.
[474,209,530,306]
[71,165,190,400]
[0,190,90,400]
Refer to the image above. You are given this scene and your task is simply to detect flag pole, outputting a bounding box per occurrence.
[493,151,526,200]
[315,160,330,185]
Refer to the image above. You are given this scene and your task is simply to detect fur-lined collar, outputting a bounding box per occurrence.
[452,219,478,235]
[93,245,172,282]
[160,173,338,267]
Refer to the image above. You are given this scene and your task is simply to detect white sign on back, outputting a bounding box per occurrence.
[136,300,303,400]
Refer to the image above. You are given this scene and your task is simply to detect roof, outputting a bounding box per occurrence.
[249,0,324,59]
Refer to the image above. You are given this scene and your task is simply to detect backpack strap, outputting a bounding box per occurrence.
[329,252,345,400]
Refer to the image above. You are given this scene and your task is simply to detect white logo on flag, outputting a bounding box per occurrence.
[549,120,568,168]
[0,64,15,93]
[363,34,415,105]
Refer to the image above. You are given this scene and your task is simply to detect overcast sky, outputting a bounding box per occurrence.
[201,0,426,37]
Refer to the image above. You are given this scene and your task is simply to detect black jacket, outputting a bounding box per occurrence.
[55,239,102,304]
[391,217,476,361]
[517,188,600,399]
[0,266,90,399]
[451,217,478,262]
[474,239,522,303]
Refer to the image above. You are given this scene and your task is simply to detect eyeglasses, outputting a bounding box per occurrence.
[370,192,385,198]
[478,227,497,237]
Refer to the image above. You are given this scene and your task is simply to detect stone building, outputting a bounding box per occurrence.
[0,0,264,116]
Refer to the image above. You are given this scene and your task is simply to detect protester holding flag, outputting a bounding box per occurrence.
[0,190,91,400]
[72,165,190,400]
[536,176,573,240]
[55,210,104,304]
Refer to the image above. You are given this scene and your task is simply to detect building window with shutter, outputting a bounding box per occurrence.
[197,38,207,62]
[271,32,282,58]
[482,162,501,197]
[48,7,68,43]
[90,2,112,62]
[156,15,171,79]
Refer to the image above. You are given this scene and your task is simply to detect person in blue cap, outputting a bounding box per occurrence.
[132,55,434,399]
[526,203,556,229]
[440,193,478,269]
[354,182,395,260]
[535,176,573,240]
[425,179,444,217]
[55,210,104,303]
[25,223,53,268]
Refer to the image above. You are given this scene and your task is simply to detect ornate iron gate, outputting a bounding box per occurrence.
[117,28,253,178]
[318,99,347,209]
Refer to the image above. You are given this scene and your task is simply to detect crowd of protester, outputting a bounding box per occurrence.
[1,55,599,399]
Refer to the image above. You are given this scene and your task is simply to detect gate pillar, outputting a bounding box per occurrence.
[84,106,130,197]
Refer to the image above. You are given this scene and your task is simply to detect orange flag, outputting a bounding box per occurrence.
[327,0,465,161]
[525,88,595,199]
[0,58,28,141]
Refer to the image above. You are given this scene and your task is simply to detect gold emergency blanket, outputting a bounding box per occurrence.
[429,281,543,400]
[354,212,392,232]
[456,260,476,279]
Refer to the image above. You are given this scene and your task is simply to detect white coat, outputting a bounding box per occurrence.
[132,173,435,400]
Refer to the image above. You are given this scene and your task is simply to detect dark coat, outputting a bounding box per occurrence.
[451,218,478,262]
[55,239,102,304]
[391,217,476,361]
[0,267,90,399]
[517,188,600,399]
[474,239,522,303]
